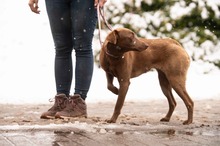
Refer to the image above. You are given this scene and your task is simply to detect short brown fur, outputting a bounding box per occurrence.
[99,28,194,125]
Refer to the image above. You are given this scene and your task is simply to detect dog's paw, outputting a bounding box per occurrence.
[183,119,192,125]
[106,118,116,123]
[160,117,170,122]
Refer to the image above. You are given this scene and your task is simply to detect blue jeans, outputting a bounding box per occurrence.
[45,0,97,99]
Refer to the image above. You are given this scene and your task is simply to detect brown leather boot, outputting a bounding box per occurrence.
[40,94,68,119]
[55,94,87,119]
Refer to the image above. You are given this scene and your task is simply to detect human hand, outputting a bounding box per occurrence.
[28,0,40,14]
[94,0,107,8]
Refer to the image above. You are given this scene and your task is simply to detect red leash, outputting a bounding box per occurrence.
[97,3,113,46]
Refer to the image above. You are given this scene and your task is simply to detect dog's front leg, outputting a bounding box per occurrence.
[107,80,130,123]
[106,73,119,95]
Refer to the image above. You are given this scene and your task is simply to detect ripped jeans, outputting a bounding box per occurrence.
[45,0,97,100]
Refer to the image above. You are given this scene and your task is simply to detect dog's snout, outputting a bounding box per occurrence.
[136,40,148,52]
[143,42,148,48]
[145,43,149,49]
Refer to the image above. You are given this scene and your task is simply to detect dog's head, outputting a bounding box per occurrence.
[105,28,148,53]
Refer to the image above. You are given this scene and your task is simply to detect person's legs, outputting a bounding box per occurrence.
[54,0,97,119]
[45,0,73,96]
[71,0,97,100]
[41,0,73,119]
[42,0,97,119]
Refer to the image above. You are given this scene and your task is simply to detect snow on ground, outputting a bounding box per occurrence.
[0,0,219,104]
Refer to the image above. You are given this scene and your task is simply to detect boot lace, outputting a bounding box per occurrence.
[48,97,67,111]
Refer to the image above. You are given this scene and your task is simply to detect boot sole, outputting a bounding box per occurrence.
[40,115,55,119]
[55,114,87,119]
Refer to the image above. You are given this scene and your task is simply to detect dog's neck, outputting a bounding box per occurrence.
[105,49,124,59]
[105,42,124,59]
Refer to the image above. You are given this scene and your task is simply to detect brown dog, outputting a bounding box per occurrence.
[99,28,194,125]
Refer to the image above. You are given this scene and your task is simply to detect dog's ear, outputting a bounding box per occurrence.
[106,30,119,44]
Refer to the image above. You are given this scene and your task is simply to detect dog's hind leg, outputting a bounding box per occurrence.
[106,73,119,95]
[169,76,194,125]
[157,70,176,122]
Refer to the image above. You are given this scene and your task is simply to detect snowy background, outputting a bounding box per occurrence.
[0,0,219,104]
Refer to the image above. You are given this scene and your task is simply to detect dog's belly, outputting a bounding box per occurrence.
[131,67,151,78]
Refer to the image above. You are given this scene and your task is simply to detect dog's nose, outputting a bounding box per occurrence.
[144,42,149,48]
[137,41,148,51]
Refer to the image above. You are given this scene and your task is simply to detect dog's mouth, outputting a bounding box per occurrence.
[133,39,148,52]
[120,35,148,52]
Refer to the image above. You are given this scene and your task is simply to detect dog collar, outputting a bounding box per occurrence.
[105,50,124,59]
